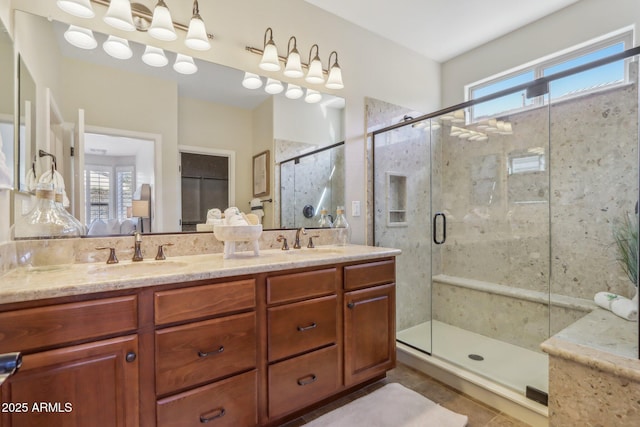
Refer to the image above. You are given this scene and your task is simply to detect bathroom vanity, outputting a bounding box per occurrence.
[0,244,398,427]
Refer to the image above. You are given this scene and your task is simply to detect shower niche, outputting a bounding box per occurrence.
[386,172,407,226]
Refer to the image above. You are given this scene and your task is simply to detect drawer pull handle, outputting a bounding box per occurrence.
[200,407,225,423]
[198,346,224,358]
[297,374,317,386]
[297,322,317,332]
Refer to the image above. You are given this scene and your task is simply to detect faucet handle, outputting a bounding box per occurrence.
[307,235,321,248]
[155,243,174,260]
[96,247,119,264]
[276,235,289,250]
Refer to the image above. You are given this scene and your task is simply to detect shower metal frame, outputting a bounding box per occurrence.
[371,45,640,359]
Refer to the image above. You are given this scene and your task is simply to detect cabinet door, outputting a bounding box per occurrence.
[0,335,139,427]
[344,284,396,386]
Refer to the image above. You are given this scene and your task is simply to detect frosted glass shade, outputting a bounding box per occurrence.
[103,0,135,32]
[173,54,198,75]
[142,46,168,67]
[305,57,324,84]
[304,88,322,104]
[185,16,210,50]
[284,50,303,78]
[259,41,280,71]
[325,64,344,89]
[265,78,283,94]
[64,25,97,50]
[285,84,303,99]
[149,1,177,41]
[57,0,94,18]
[103,36,133,60]
[242,72,263,89]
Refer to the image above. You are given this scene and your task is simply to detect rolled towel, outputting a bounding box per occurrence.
[594,292,638,321]
[250,198,265,223]
[206,208,222,224]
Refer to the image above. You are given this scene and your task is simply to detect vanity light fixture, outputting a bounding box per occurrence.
[141,45,168,67]
[265,78,284,95]
[259,28,281,71]
[148,0,177,41]
[285,83,304,99]
[304,88,322,104]
[305,44,324,84]
[325,51,344,90]
[173,53,197,75]
[64,25,98,50]
[284,37,303,78]
[103,35,133,59]
[103,0,135,32]
[56,0,95,18]
[242,72,263,89]
[185,0,210,51]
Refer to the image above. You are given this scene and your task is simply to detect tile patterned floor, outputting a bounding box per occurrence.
[281,362,532,427]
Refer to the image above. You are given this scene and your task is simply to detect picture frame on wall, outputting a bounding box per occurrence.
[253,150,269,197]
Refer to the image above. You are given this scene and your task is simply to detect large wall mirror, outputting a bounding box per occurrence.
[0,19,14,192]
[11,7,345,237]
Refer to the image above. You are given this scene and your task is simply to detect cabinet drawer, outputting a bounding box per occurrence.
[267,268,337,304]
[344,259,395,290]
[155,279,255,325]
[0,296,138,353]
[155,312,256,395]
[268,345,339,419]
[268,295,337,362]
[157,369,257,427]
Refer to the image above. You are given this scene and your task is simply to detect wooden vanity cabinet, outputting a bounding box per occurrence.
[343,259,396,386]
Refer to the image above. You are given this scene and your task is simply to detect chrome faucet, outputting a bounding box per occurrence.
[132,232,144,262]
[293,227,307,249]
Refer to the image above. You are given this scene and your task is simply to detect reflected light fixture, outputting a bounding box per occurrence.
[149,0,177,41]
[103,35,133,59]
[265,78,284,94]
[185,0,210,50]
[64,25,97,50]
[103,0,135,32]
[173,53,197,74]
[259,27,280,71]
[285,83,303,99]
[242,72,263,89]
[142,45,168,67]
[305,44,324,84]
[325,51,343,90]
[284,36,303,78]
[56,0,95,18]
[304,88,322,103]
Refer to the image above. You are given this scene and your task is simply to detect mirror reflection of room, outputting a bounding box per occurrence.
[10,9,345,237]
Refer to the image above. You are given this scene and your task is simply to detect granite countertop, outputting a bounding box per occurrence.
[541,308,640,381]
[0,244,401,305]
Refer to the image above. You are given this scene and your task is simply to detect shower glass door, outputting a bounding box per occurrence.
[430,94,551,397]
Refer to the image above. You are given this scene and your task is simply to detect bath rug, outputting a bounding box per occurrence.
[304,382,468,427]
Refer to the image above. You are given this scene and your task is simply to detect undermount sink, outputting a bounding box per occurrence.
[88,260,189,275]
[283,247,346,255]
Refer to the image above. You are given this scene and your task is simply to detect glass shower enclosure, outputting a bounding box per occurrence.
[372,47,640,401]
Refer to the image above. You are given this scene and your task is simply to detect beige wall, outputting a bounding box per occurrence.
[251,98,275,228]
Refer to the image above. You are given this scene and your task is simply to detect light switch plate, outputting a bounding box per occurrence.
[352,201,361,217]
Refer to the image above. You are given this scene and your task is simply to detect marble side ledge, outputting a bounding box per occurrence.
[541,309,640,381]
[433,274,595,312]
[0,244,401,305]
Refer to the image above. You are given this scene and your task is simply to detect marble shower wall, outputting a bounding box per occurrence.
[278,141,344,229]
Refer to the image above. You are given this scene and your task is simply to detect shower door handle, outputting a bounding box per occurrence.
[433,212,446,245]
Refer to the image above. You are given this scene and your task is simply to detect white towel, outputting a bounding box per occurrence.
[38,169,70,207]
[250,198,264,223]
[594,292,638,321]
[223,207,248,226]
[25,167,38,192]
[206,208,222,224]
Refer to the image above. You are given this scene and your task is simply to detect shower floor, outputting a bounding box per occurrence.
[397,320,548,395]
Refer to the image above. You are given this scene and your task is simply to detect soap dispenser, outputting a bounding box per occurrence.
[318,208,333,228]
[333,205,351,246]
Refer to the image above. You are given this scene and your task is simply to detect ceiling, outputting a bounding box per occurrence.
[304,0,581,62]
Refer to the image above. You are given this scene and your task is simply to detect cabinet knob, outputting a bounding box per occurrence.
[125,352,136,363]
[347,302,355,309]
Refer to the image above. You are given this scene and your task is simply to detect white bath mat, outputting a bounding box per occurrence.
[304,382,468,427]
